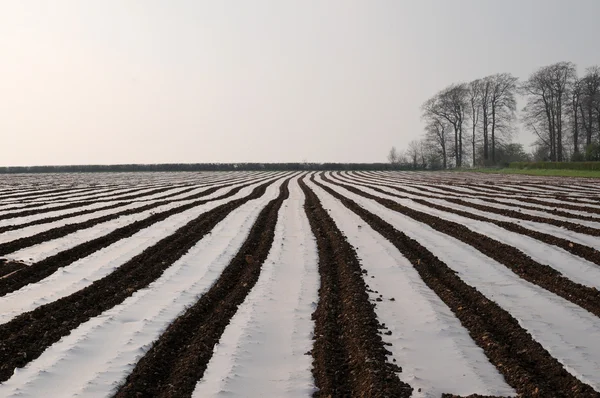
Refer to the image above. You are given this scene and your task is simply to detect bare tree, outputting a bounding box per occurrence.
[488,73,518,163]
[579,66,600,150]
[418,139,428,168]
[387,146,399,164]
[468,79,482,166]
[421,140,443,169]
[406,140,420,169]
[422,84,468,167]
[521,62,577,161]
[479,77,492,163]
[570,77,583,156]
[423,118,450,169]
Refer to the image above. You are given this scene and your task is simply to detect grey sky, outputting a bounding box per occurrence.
[1,0,599,166]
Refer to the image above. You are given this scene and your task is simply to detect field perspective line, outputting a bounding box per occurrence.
[299,177,413,398]
[323,174,600,319]
[114,177,291,397]
[311,175,600,397]
[0,178,280,382]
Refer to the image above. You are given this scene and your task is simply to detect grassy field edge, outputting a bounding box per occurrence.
[455,168,600,178]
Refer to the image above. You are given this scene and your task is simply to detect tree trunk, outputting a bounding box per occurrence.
[557,95,563,162]
[546,103,556,161]
[580,103,591,147]
[573,95,580,155]
[574,110,579,154]
[472,128,476,167]
[482,111,489,164]
[454,124,460,168]
[458,123,463,167]
[491,106,496,163]
[442,145,447,169]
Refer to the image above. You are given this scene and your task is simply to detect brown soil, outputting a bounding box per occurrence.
[0,179,251,235]
[324,174,600,319]
[339,174,600,266]
[348,172,600,216]
[341,173,600,236]
[114,178,290,398]
[0,179,279,383]
[312,175,600,397]
[0,259,27,278]
[300,178,413,398]
[0,185,183,221]
[0,186,88,201]
[0,176,278,297]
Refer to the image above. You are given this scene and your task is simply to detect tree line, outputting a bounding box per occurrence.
[0,162,424,174]
[389,61,600,168]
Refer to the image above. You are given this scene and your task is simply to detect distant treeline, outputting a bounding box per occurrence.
[0,162,428,174]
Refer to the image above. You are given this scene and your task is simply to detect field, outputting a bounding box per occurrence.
[0,171,599,398]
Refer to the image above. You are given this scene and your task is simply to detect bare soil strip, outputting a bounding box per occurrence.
[345,174,600,236]
[408,183,600,217]
[0,187,89,201]
[457,182,600,203]
[435,195,600,236]
[0,260,27,279]
[0,175,259,233]
[352,172,600,214]
[323,175,600,319]
[414,184,600,218]
[338,174,600,267]
[0,184,237,234]
[299,178,413,398]
[0,176,268,258]
[360,170,600,199]
[0,185,189,221]
[311,176,599,397]
[0,179,278,383]
[0,178,272,297]
[0,188,103,210]
[113,179,290,398]
[1,186,123,205]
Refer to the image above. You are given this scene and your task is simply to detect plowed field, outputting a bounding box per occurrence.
[1,171,599,397]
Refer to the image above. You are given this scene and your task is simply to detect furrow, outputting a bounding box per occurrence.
[322,174,600,319]
[0,177,287,398]
[299,177,412,398]
[0,178,278,383]
[337,173,600,267]
[311,175,600,397]
[113,178,291,397]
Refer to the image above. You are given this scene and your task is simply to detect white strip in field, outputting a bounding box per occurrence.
[0,189,201,240]
[0,180,255,244]
[344,173,600,213]
[193,176,319,398]
[0,179,268,325]
[0,187,95,202]
[335,175,600,247]
[317,175,600,392]
[0,172,236,209]
[456,197,600,228]
[1,178,268,263]
[0,187,101,207]
[307,179,516,398]
[331,178,600,290]
[0,173,266,229]
[0,185,167,206]
[0,184,205,223]
[356,171,600,204]
[0,178,285,398]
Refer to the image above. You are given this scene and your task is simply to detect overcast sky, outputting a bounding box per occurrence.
[1,1,599,166]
